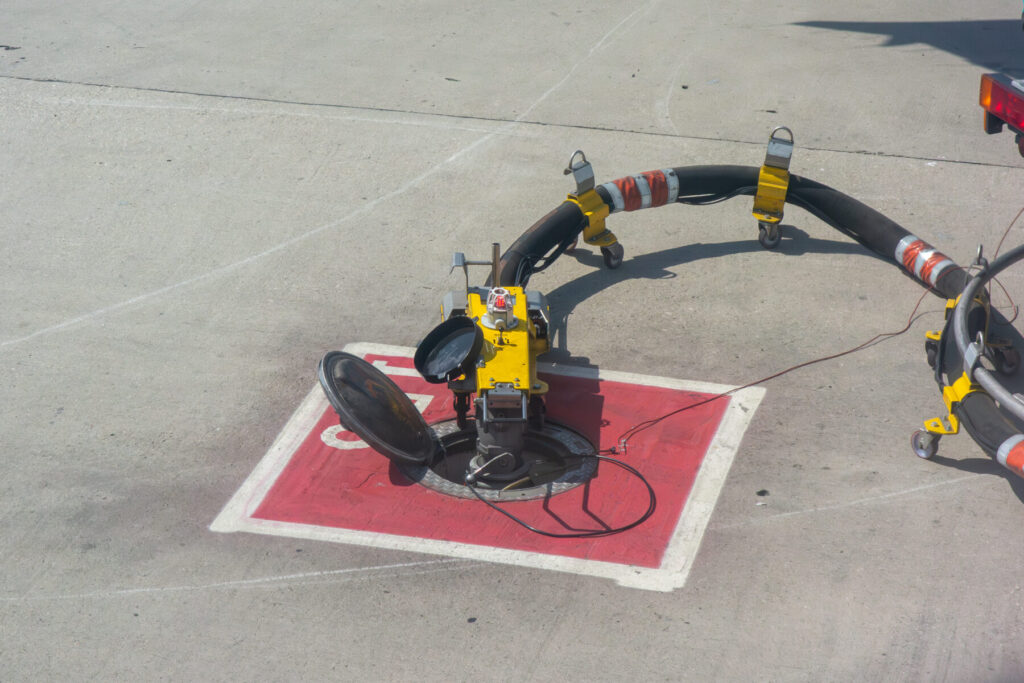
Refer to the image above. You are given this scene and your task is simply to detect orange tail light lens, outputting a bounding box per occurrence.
[981,73,1024,133]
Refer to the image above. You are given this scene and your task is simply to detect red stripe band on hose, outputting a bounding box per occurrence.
[901,240,926,273]
[895,235,955,287]
[614,176,642,211]
[642,170,668,207]
[997,435,1024,478]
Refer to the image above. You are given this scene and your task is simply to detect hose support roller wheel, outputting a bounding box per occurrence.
[601,243,624,269]
[758,222,781,249]
[911,430,940,459]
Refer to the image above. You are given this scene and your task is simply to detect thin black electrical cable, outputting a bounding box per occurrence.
[676,186,756,206]
[508,216,587,286]
[778,194,863,244]
[531,235,579,273]
[464,454,656,538]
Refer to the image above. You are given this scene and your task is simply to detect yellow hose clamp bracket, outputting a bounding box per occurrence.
[577,190,615,247]
[924,372,981,436]
[752,126,794,249]
[925,298,959,341]
[564,150,617,248]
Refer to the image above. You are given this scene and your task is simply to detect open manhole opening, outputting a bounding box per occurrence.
[396,420,598,501]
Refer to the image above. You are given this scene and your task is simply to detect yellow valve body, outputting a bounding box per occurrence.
[466,288,548,395]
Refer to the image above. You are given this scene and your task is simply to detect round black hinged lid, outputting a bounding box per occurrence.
[317,351,436,464]
[414,316,483,384]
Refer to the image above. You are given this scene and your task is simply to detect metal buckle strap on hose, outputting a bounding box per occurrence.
[752,126,794,226]
[564,150,617,248]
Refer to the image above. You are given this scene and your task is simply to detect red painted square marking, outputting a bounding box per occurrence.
[212,343,765,591]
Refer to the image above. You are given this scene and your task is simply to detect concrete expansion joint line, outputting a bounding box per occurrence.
[0,4,648,351]
[2,73,1020,171]
[712,472,984,530]
[0,559,478,603]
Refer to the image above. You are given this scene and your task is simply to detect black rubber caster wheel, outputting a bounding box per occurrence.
[601,243,624,269]
[758,223,781,249]
[911,429,940,460]
[925,340,938,369]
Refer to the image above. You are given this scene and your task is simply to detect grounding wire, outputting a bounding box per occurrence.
[464,453,656,538]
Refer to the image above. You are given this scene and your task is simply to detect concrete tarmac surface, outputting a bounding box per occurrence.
[3,1,1024,680]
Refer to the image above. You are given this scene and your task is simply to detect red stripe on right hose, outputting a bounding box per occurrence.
[919,253,944,284]
[1007,443,1024,477]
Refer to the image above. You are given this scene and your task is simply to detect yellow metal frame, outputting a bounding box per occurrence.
[568,189,618,248]
[923,295,990,436]
[924,372,980,435]
[925,294,992,346]
[465,288,549,396]
[752,165,790,224]
[924,298,959,342]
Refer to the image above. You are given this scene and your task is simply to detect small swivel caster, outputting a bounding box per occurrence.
[601,242,624,269]
[758,221,781,249]
[911,429,940,460]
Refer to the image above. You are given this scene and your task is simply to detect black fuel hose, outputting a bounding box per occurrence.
[493,163,1018,471]
[495,165,969,298]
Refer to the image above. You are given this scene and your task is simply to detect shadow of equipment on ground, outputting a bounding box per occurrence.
[928,453,1024,504]
[540,223,875,364]
[795,19,1024,73]
[538,221,1024,502]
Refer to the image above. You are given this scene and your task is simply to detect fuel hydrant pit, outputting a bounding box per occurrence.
[396,419,598,501]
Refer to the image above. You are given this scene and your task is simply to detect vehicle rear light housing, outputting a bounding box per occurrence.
[980,73,1024,135]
